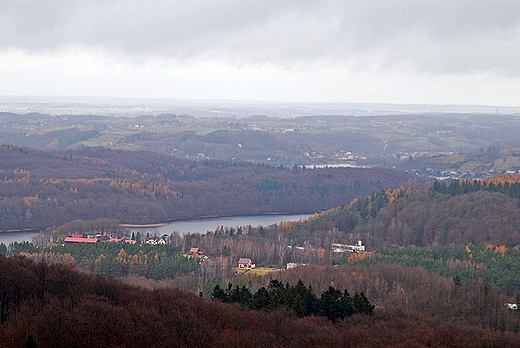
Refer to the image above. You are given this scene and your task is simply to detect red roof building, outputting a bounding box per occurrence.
[189,247,204,255]
[64,236,99,244]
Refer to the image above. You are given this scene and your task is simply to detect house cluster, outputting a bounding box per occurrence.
[64,233,174,246]
[188,245,255,269]
[286,262,305,270]
[64,234,137,245]
[145,236,166,245]
[331,241,366,253]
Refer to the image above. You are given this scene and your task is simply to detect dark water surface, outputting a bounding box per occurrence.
[129,214,312,236]
[0,214,313,244]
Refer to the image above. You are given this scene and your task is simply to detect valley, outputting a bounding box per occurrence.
[3,110,520,177]
[2,110,520,346]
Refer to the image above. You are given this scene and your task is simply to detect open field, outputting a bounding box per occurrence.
[235,267,280,276]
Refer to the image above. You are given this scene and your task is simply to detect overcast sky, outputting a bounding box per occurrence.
[1,0,519,106]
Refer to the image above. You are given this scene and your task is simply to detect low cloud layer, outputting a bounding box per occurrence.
[1,1,519,105]
[2,0,519,75]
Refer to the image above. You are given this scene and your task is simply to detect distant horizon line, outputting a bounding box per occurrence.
[1,95,519,118]
[1,94,519,109]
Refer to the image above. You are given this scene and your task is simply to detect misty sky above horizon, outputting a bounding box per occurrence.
[1,0,519,106]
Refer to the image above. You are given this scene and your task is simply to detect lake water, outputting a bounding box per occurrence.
[0,214,313,244]
[129,214,313,236]
[0,231,40,245]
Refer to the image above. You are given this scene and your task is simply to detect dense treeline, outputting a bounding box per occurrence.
[1,256,519,347]
[1,240,199,281]
[177,184,520,275]
[359,244,520,294]
[0,145,411,230]
[433,175,520,198]
[284,185,520,248]
[234,263,520,333]
[211,279,373,322]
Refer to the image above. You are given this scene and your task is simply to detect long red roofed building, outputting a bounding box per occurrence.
[64,235,99,244]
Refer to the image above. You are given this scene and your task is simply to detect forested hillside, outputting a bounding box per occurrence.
[3,166,520,345]
[292,183,520,248]
[247,263,520,332]
[0,145,412,231]
[133,128,385,163]
[248,177,520,295]
[1,256,519,347]
[7,239,200,281]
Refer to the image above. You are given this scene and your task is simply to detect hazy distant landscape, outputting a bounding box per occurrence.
[2,95,519,117]
[3,0,520,346]
[3,98,520,179]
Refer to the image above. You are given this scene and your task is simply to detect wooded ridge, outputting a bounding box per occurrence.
[0,145,412,231]
[0,256,519,347]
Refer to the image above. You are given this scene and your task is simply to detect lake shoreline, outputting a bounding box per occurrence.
[0,212,303,233]
[0,228,40,234]
[124,212,308,228]
[127,213,313,236]
[121,223,168,228]
[0,213,314,244]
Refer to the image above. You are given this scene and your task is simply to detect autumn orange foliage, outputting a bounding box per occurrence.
[348,252,370,263]
[495,245,507,257]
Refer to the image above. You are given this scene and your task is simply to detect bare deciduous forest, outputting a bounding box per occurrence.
[0,144,412,230]
[5,111,520,346]
[1,256,520,347]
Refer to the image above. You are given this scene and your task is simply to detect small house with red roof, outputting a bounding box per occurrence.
[189,247,204,256]
[238,257,255,269]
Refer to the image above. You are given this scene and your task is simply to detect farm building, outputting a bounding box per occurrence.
[189,247,204,256]
[64,235,99,244]
[238,257,255,269]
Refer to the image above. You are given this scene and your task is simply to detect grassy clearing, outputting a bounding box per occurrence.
[400,140,431,148]
[497,155,520,169]
[81,133,120,147]
[458,160,482,172]
[235,267,280,276]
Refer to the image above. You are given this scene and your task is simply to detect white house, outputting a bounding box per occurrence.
[238,258,255,269]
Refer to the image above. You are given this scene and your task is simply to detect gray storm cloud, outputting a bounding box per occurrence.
[1,0,519,75]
